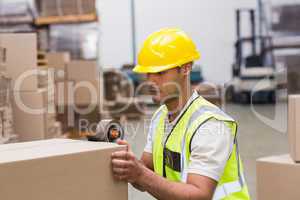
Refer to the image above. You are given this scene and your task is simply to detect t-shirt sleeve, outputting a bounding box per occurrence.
[144,119,154,153]
[185,118,234,182]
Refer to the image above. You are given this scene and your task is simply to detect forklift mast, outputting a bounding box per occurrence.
[234,8,273,77]
[236,9,257,56]
[231,5,277,104]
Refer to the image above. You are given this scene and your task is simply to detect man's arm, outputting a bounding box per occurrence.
[140,167,216,200]
[111,142,217,200]
[113,140,152,191]
[141,152,154,170]
[131,151,153,191]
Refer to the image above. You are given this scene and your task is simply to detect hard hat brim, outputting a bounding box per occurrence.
[133,53,201,74]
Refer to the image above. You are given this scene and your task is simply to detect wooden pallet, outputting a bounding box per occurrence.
[37,51,48,67]
[35,13,97,25]
[38,60,48,67]
[37,51,46,59]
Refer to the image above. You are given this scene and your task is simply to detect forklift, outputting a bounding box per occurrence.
[231,9,277,104]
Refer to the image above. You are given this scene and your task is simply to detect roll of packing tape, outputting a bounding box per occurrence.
[88,119,124,142]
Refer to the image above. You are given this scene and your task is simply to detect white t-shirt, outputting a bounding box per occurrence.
[144,91,234,182]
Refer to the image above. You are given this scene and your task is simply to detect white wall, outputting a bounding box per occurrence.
[98,0,257,84]
[97,0,133,68]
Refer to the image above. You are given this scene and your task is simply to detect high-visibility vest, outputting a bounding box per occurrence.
[152,95,251,199]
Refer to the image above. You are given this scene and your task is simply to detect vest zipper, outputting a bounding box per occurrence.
[162,96,201,177]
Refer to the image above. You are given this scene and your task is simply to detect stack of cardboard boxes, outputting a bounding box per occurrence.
[37,0,96,17]
[0,105,15,144]
[65,60,99,106]
[52,59,100,108]
[46,51,70,82]
[0,139,128,200]
[37,52,63,139]
[0,33,38,91]
[65,60,100,136]
[285,55,300,94]
[35,0,99,59]
[0,47,7,104]
[0,33,63,142]
[272,4,300,33]
[0,0,34,33]
[49,23,99,59]
[104,70,126,101]
[192,83,224,107]
[0,1,33,24]
[104,69,146,120]
[45,54,100,135]
[0,46,16,144]
[256,95,300,200]
[44,51,71,134]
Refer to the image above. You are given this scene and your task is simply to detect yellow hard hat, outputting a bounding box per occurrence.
[133,28,201,74]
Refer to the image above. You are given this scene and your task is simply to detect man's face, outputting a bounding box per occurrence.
[146,67,183,105]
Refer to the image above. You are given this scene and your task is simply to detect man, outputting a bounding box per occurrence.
[111,28,250,200]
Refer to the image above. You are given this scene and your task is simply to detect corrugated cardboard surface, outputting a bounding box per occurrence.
[257,154,300,200]
[0,33,38,91]
[64,60,99,106]
[55,81,75,106]
[12,89,47,141]
[74,80,99,106]
[66,60,98,82]
[0,139,128,200]
[0,46,6,73]
[38,0,96,16]
[46,52,70,70]
[288,95,300,162]
[55,80,100,106]
[272,5,300,33]
[286,55,300,95]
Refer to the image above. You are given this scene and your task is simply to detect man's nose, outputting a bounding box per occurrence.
[145,74,160,94]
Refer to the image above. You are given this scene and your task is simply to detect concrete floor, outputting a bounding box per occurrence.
[124,102,289,200]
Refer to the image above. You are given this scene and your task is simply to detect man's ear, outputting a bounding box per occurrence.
[181,62,193,76]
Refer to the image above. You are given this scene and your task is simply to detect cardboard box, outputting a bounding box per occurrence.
[55,81,75,106]
[55,80,99,106]
[65,61,99,106]
[272,5,300,33]
[49,24,98,59]
[46,52,70,70]
[192,83,223,107]
[38,0,96,16]
[104,70,127,101]
[12,89,47,141]
[0,139,128,200]
[66,60,98,82]
[0,46,6,73]
[109,98,145,120]
[0,33,38,91]
[288,95,300,162]
[12,89,58,141]
[0,75,10,107]
[0,105,15,144]
[257,154,300,200]
[74,80,99,106]
[286,55,300,95]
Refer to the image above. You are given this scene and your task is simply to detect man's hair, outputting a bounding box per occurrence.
[177,62,194,73]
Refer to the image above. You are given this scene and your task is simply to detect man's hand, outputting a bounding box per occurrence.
[111,140,216,199]
[111,140,146,184]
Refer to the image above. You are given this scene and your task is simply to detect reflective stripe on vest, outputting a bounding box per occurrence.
[213,173,246,200]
